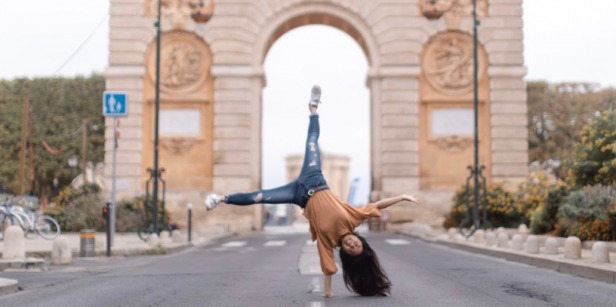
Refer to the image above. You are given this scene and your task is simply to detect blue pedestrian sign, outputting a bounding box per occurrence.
[103,91,128,117]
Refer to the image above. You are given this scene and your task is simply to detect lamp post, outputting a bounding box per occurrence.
[150,0,214,235]
[470,0,481,232]
[423,0,484,234]
[151,0,162,238]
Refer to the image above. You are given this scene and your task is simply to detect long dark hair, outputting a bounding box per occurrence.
[339,234,391,296]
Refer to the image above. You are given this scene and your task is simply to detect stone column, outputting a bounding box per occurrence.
[211,65,265,231]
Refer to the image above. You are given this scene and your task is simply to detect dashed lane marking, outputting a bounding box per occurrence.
[220,241,247,247]
[264,240,286,247]
[385,239,411,245]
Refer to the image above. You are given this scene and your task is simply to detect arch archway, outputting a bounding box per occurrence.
[105,0,528,231]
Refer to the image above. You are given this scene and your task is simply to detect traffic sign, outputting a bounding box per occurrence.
[103,91,128,117]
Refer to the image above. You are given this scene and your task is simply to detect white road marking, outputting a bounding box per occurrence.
[307,302,324,307]
[264,240,286,247]
[221,241,247,247]
[385,239,411,245]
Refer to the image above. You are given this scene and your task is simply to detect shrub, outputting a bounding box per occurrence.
[45,183,106,232]
[45,184,170,232]
[514,171,559,225]
[444,183,520,229]
[554,184,616,240]
[570,111,616,186]
[530,184,569,234]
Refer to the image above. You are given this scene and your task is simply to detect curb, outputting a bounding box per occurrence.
[0,278,18,296]
[397,230,616,284]
[0,258,46,272]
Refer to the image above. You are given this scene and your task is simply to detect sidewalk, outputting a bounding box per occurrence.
[0,229,233,259]
[395,223,616,284]
[0,228,235,295]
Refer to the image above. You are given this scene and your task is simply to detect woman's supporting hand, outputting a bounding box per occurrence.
[323,274,333,298]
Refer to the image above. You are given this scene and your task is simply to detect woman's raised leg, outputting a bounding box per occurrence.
[205,182,299,210]
[299,85,323,177]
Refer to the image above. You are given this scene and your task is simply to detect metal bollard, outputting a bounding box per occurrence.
[103,202,111,257]
[80,229,96,257]
[188,203,193,243]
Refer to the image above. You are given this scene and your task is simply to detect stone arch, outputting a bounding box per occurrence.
[252,2,380,69]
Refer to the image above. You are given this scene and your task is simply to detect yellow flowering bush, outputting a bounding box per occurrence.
[443,183,520,229]
[514,171,560,225]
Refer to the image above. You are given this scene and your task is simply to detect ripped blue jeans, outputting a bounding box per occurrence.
[225,114,329,208]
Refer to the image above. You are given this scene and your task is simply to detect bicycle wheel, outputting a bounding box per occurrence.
[34,215,61,240]
[137,225,152,242]
[0,215,7,240]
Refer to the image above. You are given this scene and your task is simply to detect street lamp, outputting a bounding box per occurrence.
[423,0,484,234]
[150,0,215,235]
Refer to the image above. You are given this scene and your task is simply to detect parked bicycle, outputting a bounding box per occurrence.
[0,199,61,240]
[10,205,61,240]
[137,221,173,242]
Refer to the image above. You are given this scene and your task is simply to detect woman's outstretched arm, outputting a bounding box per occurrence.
[373,194,419,210]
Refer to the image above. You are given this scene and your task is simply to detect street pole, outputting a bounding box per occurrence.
[82,118,88,185]
[472,0,480,230]
[152,0,162,235]
[110,117,118,245]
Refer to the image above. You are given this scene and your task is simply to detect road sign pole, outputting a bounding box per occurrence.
[103,91,127,247]
[110,117,118,246]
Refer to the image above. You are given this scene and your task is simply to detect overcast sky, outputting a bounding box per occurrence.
[1,0,615,204]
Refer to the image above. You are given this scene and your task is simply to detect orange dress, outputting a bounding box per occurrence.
[303,189,381,275]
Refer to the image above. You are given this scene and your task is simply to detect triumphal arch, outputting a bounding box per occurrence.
[105,0,527,231]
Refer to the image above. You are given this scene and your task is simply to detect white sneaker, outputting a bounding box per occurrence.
[205,194,221,211]
[309,85,322,110]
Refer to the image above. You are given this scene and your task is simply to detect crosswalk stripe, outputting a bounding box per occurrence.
[385,239,411,245]
[264,240,286,247]
[221,241,247,247]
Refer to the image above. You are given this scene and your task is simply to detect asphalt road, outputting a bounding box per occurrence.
[1,230,615,306]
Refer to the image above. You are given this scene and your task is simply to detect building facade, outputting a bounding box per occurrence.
[105,0,527,231]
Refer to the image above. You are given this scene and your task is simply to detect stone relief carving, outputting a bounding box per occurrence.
[147,32,210,95]
[146,0,202,29]
[161,137,196,155]
[422,32,485,95]
[435,135,473,152]
[421,0,488,29]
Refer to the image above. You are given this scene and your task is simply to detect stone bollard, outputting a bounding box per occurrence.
[544,237,559,255]
[496,227,506,236]
[2,226,25,259]
[473,230,485,244]
[147,234,160,247]
[564,236,581,259]
[511,234,524,251]
[518,224,529,240]
[591,242,610,263]
[525,235,540,254]
[447,228,457,241]
[497,232,509,248]
[485,231,497,247]
[159,231,170,245]
[52,236,72,265]
[172,230,185,243]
